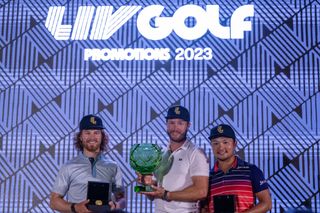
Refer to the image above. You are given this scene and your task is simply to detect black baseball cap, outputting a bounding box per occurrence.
[165,105,190,122]
[79,114,105,131]
[208,124,236,140]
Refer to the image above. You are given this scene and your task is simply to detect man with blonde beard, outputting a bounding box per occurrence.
[138,106,209,213]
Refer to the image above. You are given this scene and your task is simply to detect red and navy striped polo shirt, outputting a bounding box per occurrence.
[208,156,269,212]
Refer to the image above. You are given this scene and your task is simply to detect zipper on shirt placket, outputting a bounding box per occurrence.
[89,157,96,177]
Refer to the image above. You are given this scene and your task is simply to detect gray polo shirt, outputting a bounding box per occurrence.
[52,152,123,203]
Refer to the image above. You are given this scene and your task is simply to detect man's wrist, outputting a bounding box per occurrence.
[70,203,76,213]
[162,190,170,201]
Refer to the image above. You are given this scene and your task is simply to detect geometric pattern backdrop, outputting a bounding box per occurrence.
[0,0,319,212]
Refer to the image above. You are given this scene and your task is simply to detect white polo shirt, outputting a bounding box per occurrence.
[155,140,209,213]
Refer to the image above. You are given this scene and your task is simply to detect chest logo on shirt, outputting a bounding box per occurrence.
[179,158,183,161]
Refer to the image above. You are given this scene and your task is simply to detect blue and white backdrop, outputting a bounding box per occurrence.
[0,0,319,212]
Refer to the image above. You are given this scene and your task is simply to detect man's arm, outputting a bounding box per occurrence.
[141,175,208,202]
[50,192,72,212]
[243,189,272,213]
[50,192,91,213]
[166,175,208,201]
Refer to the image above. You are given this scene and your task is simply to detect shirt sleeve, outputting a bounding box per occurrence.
[51,165,70,196]
[250,164,269,193]
[190,148,209,177]
[112,164,124,193]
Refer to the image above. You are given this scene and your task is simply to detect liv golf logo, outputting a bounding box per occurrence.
[45,5,254,61]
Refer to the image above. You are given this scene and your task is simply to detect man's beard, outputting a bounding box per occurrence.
[168,131,188,143]
[82,140,100,152]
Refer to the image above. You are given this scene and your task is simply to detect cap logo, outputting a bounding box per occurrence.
[174,107,181,115]
[90,117,97,125]
[217,126,224,133]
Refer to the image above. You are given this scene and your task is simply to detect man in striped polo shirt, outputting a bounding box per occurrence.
[204,124,272,212]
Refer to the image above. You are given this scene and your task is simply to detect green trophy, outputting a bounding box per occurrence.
[130,143,162,192]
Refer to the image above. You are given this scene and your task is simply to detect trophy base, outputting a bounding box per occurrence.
[134,185,153,192]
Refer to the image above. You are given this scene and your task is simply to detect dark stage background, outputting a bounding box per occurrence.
[0,0,319,212]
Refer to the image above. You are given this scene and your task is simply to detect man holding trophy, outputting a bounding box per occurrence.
[133,106,209,213]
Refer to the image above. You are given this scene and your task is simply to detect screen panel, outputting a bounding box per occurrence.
[0,0,319,212]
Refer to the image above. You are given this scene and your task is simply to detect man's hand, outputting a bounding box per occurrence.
[74,200,92,213]
[108,200,117,210]
[140,185,166,200]
[50,192,92,213]
[136,172,154,185]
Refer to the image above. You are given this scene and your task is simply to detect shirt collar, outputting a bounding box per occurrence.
[80,152,103,161]
[180,139,191,150]
[167,139,190,152]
